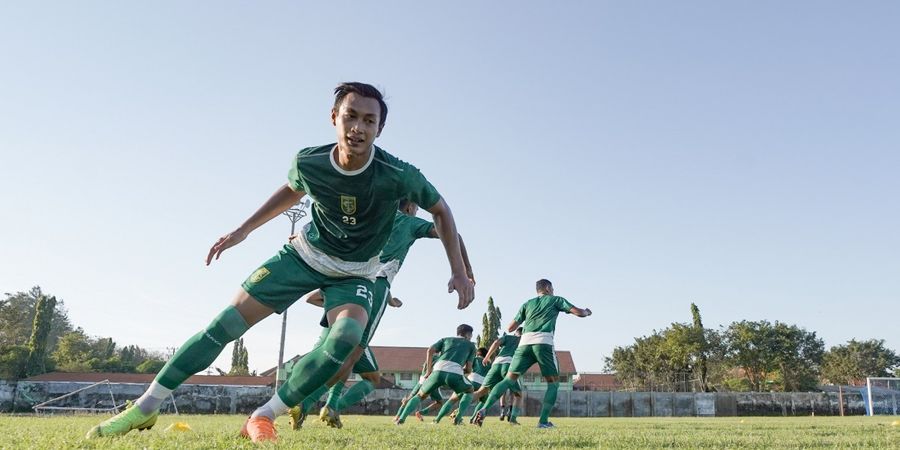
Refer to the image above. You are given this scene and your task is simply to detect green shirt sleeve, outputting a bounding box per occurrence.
[514,303,527,324]
[431,339,444,353]
[409,216,436,239]
[557,296,576,313]
[287,152,305,192]
[402,166,441,210]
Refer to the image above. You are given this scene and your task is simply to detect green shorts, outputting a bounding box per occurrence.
[352,346,379,374]
[509,344,559,378]
[482,362,510,390]
[318,276,390,346]
[242,244,374,315]
[419,371,473,397]
[410,379,444,402]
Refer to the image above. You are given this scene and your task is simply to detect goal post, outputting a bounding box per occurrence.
[865,377,899,416]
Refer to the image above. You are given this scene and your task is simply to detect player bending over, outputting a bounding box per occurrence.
[88,82,474,443]
[473,279,590,429]
[395,324,477,424]
[433,346,490,424]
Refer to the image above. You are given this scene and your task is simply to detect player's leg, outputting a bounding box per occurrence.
[445,375,475,425]
[253,278,371,429]
[398,373,442,424]
[508,391,523,424]
[535,344,560,427]
[89,246,312,439]
[417,388,444,418]
[475,348,535,426]
[336,348,379,412]
[395,380,422,419]
[290,327,332,430]
[434,392,460,423]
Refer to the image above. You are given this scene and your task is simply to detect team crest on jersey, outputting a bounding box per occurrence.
[249,267,270,284]
[340,195,357,215]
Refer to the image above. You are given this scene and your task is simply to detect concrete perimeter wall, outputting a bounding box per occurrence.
[0,380,878,417]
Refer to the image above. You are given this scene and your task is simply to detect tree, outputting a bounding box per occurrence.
[228,338,250,376]
[52,328,96,372]
[690,303,711,391]
[821,339,900,385]
[478,297,502,348]
[724,320,824,391]
[25,294,57,376]
[0,287,72,354]
[136,359,165,374]
[0,345,30,379]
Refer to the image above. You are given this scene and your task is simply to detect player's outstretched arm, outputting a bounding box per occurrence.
[426,198,475,309]
[569,307,592,318]
[206,184,305,265]
[423,347,438,378]
[483,338,502,364]
[428,228,475,283]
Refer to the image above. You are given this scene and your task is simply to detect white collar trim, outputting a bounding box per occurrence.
[330,145,375,176]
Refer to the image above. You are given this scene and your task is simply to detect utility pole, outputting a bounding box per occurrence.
[275,198,310,388]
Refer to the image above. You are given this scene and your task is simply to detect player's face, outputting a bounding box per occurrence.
[332,93,383,156]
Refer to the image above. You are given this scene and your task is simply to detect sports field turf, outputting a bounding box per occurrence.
[0,414,897,448]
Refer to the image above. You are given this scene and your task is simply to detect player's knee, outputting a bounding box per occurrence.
[322,318,364,361]
[204,306,250,347]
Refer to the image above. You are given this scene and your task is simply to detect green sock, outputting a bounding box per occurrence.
[434,400,456,423]
[510,406,520,422]
[337,379,374,412]
[326,381,344,409]
[276,318,363,406]
[300,384,328,412]
[480,378,514,412]
[398,395,421,423]
[456,394,473,424]
[539,382,559,424]
[156,306,248,390]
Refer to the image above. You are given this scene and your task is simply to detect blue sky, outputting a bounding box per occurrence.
[1,1,898,373]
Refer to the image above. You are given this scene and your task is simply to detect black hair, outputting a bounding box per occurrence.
[536,279,553,293]
[333,82,388,128]
[517,327,524,334]
[457,324,474,336]
[477,347,488,357]
[399,198,412,211]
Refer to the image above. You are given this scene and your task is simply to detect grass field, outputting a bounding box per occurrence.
[0,414,897,449]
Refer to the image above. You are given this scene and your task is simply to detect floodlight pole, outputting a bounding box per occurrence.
[275,199,310,388]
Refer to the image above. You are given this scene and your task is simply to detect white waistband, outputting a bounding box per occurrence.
[433,360,464,376]
[493,356,513,365]
[377,259,400,285]
[519,331,554,346]
[290,223,381,280]
[467,372,485,384]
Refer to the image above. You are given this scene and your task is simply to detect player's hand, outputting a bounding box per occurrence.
[388,297,403,308]
[448,274,475,309]
[466,268,476,285]
[482,357,491,366]
[423,370,432,379]
[584,308,592,317]
[206,228,249,265]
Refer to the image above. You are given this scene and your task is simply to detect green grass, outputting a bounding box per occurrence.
[0,414,897,449]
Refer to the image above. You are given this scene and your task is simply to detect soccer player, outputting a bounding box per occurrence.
[473,279,590,429]
[468,327,523,424]
[395,324,477,424]
[87,82,475,443]
[287,199,474,429]
[433,346,490,424]
[392,356,444,422]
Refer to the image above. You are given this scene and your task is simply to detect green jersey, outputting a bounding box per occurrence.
[431,337,476,375]
[496,334,521,359]
[287,144,441,263]
[378,212,436,283]
[514,295,575,346]
[473,357,491,377]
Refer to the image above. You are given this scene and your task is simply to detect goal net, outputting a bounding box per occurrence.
[864,377,899,416]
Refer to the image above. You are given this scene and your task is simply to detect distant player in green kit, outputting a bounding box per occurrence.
[288,198,474,429]
[474,279,590,429]
[87,82,475,443]
[432,346,490,424]
[467,327,523,424]
[395,324,478,425]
